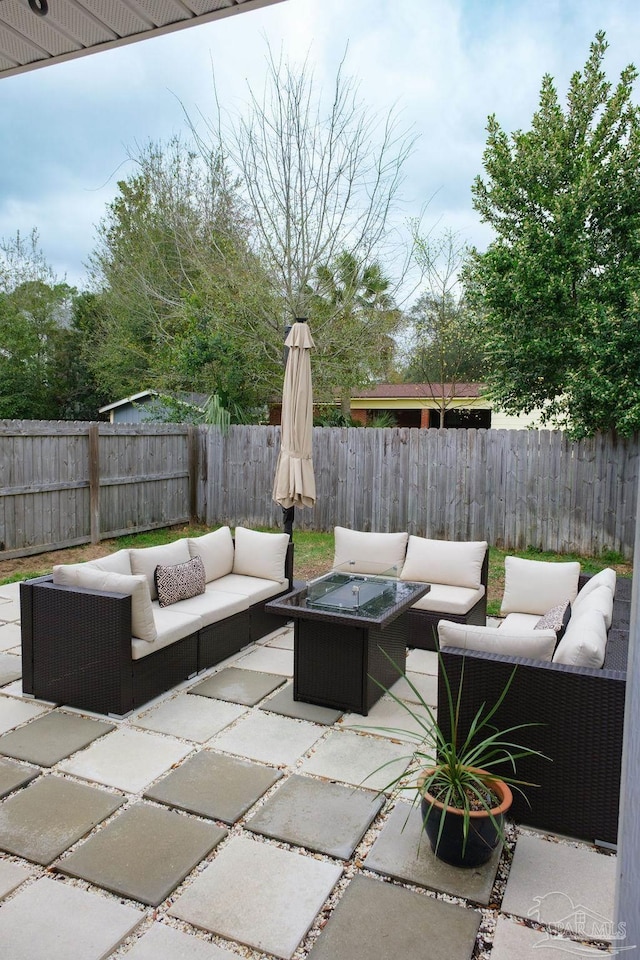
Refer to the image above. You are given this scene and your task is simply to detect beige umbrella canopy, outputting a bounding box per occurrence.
[272,320,316,529]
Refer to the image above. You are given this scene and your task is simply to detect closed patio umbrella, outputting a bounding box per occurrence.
[272,319,316,535]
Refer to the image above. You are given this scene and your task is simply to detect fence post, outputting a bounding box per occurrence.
[88,422,100,544]
[188,425,199,525]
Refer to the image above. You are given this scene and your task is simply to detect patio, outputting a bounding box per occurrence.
[0,579,617,960]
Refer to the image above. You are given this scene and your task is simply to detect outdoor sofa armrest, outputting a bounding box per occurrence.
[438,645,626,845]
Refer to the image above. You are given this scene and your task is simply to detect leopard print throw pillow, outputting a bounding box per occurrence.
[154,556,206,607]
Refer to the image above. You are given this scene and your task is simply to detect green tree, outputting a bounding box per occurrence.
[401,229,485,424]
[0,230,78,419]
[311,251,401,412]
[86,138,280,416]
[466,32,640,436]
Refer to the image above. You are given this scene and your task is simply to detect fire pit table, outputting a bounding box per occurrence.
[265,565,429,715]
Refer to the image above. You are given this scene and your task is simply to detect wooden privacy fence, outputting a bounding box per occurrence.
[0,421,638,561]
[209,426,639,559]
[0,420,206,560]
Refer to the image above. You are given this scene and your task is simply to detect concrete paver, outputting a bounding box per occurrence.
[212,711,322,767]
[144,749,282,823]
[490,916,610,958]
[388,669,438,705]
[0,876,143,960]
[306,874,481,960]
[501,834,617,940]
[300,729,411,791]
[133,694,246,742]
[0,653,20,686]
[169,835,342,960]
[364,801,501,905]
[0,774,124,864]
[260,683,343,724]
[0,859,33,900]
[58,727,192,793]
[0,694,49,734]
[0,623,21,651]
[0,756,39,798]
[0,711,114,766]
[122,922,239,959]
[246,774,383,858]
[235,646,294,676]
[405,648,439,675]
[339,693,433,742]
[189,667,286,706]
[57,802,226,906]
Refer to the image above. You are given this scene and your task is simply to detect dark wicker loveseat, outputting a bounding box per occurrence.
[20,543,293,718]
[437,574,630,846]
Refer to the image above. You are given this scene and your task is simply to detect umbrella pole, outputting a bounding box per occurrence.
[282,505,295,540]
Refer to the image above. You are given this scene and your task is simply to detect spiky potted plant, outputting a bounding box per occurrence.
[365,654,547,868]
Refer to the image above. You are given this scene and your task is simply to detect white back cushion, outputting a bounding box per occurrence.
[188,526,235,582]
[552,609,608,668]
[232,527,289,582]
[438,620,556,661]
[52,566,156,642]
[500,557,580,616]
[333,527,408,576]
[130,539,191,600]
[90,549,132,576]
[400,537,487,589]
[571,585,614,630]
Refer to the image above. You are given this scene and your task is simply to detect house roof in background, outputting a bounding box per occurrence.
[99,390,209,413]
[353,383,486,400]
[0,0,286,80]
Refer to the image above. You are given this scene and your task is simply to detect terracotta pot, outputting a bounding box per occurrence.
[418,767,513,868]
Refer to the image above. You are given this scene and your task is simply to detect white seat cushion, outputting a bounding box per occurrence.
[168,588,249,627]
[232,527,290,582]
[500,557,580,616]
[333,527,408,576]
[400,537,487,589]
[52,566,156,643]
[188,526,234,582]
[207,575,285,605]
[552,609,608,668]
[438,620,557,661]
[411,583,485,616]
[501,612,542,633]
[130,540,191,600]
[132,607,202,660]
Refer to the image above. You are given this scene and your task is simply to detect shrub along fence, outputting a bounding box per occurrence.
[1,421,638,561]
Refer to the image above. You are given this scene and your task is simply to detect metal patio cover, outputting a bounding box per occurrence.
[0,0,286,79]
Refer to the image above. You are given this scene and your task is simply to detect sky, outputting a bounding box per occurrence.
[0,0,639,293]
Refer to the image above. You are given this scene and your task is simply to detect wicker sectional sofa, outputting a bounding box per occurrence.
[20,526,293,717]
[437,570,631,845]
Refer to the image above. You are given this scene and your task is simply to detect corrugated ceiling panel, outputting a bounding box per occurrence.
[131,0,192,29]
[80,0,153,37]
[183,0,234,16]
[0,0,80,55]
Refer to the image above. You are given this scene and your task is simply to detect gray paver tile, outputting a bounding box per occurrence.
[388,670,438,706]
[0,710,114,766]
[0,859,33,900]
[405,648,439,675]
[144,749,282,824]
[0,622,21,651]
[364,801,501,905]
[0,775,124,864]
[58,727,192,793]
[0,756,39,798]
[300,729,411,791]
[0,599,20,622]
[133,694,246,742]
[235,646,294,676]
[0,876,143,960]
[246,774,383,858]
[501,834,617,940]
[189,667,287,706]
[0,694,49,734]
[260,683,343,724]
[0,652,20,686]
[57,801,227,906]
[490,916,610,958]
[169,835,342,960]
[340,694,433,742]
[307,874,480,960]
[265,629,294,650]
[122,922,239,959]
[212,712,322,767]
